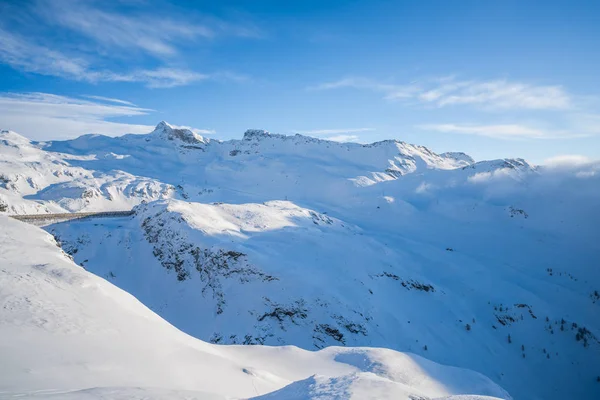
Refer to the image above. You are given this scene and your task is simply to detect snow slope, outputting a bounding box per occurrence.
[0,216,509,400]
[1,122,599,399]
[0,129,173,214]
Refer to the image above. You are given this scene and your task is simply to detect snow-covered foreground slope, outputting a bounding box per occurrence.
[48,192,600,400]
[0,216,509,400]
[1,122,599,399]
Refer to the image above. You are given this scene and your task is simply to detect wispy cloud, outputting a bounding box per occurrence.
[170,125,216,135]
[0,29,212,88]
[417,121,600,140]
[111,68,209,88]
[312,76,571,110]
[543,154,595,167]
[418,123,549,139]
[0,27,91,81]
[313,75,599,141]
[324,134,361,143]
[84,95,137,106]
[295,128,374,135]
[418,111,600,140]
[35,0,215,57]
[0,1,258,88]
[420,80,570,110]
[542,155,600,178]
[294,127,373,143]
[0,92,209,140]
[309,78,419,100]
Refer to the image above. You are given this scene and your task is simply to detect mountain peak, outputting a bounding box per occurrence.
[243,129,274,140]
[440,152,475,165]
[151,121,205,145]
[155,120,173,131]
[0,129,32,146]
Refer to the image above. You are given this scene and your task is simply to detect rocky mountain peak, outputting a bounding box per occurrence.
[152,121,205,145]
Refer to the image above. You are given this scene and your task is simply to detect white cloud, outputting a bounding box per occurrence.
[0,29,207,88]
[170,125,216,135]
[418,123,549,139]
[430,80,570,109]
[0,27,91,81]
[309,77,392,91]
[0,1,257,88]
[415,182,433,194]
[309,77,419,99]
[418,119,600,140]
[312,76,571,110]
[0,92,210,140]
[467,172,493,184]
[324,134,361,143]
[313,76,600,141]
[293,127,373,143]
[34,0,261,57]
[84,96,137,106]
[543,155,594,167]
[36,0,212,57]
[110,68,209,88]
[541,155,600,179]
[295,128,374,135]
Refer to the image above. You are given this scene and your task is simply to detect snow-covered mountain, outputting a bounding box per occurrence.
[1,122,599,399]
[1,215,508,399]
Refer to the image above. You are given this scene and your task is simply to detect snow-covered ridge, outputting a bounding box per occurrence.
[0,122,478,213]
[465,158,535,172]
[1,122,599,399]
[239,126,473,172]
[441,151,476,164]
[49,185,600,400]
[0,215,510,399]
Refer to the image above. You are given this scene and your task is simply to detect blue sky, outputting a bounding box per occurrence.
[1,0,599,163]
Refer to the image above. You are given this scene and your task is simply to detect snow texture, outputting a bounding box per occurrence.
[0,216,508,400]
[1,122,599,399]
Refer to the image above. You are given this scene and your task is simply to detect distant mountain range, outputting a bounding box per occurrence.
[1,122,599,399]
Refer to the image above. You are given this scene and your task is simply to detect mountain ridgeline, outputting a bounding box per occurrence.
[1,122,599,399]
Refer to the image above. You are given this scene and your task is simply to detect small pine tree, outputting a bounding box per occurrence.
[466,323,471,331]
[521,344,525,351]
[508,334,512,344]
[423,345,428,351]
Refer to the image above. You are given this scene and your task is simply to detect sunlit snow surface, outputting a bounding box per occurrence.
[1,122,599,399]
[0,217,508,400]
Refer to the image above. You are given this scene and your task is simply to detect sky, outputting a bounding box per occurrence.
[1,0,599,163]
